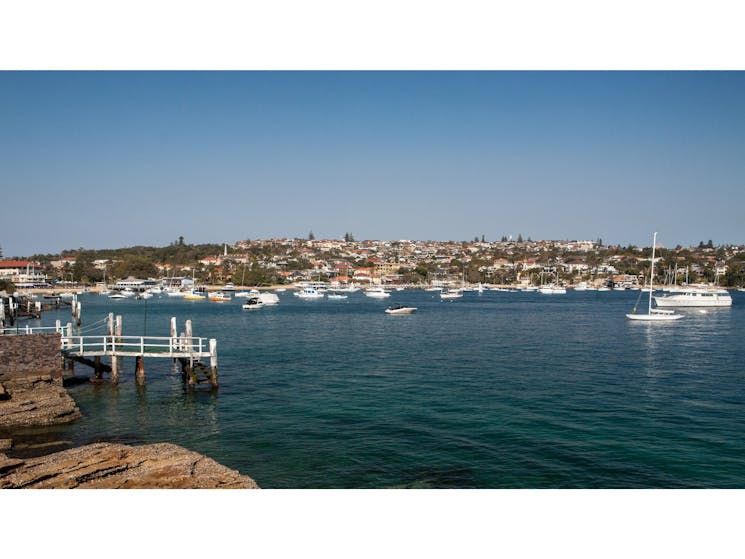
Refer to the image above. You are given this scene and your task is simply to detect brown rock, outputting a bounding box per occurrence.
[0,379,81,428]
[0,442,259,489]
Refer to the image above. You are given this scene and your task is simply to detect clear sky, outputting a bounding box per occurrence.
[2,71,744,256]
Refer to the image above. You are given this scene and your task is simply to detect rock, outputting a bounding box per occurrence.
[0,379,81,428]
[0,442,259,489]
[0,382,8,401]
[0,439,12,451]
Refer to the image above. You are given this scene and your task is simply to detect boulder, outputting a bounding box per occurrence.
[0,442,259,489]
[0,378,81,428]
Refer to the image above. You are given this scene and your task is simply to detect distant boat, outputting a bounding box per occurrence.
[327,293,348,300]
[626,232,683,321]
[654,288,732,308]
[108,293,127,300]
[295,287,324,299]
[242,296,264,310]
[222,283,236,292]
[208,291,231,302]
[385,304,417,314]
[183,290,206,301]
[364,287,391,298]
[538,285,566,294]
[440,289,463,299]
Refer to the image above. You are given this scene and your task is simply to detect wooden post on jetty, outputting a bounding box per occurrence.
[135,355,145,385]
[170,316,179,371]
[209,338,218,388]
[71,295,81,326]
[184,320,195,386]
[111,314,122,384]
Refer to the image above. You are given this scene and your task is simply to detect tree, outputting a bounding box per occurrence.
[481,235,485,243]
[706,239,714,249]
[0,244,3,258]
[178,236,185,246]
[308,231,315,241]
[517,233,524,243]
[0,279,15,294]
[474,236,480,243]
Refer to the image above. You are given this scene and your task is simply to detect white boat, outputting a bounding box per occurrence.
[222,283,236,292]
[597,286,611,292]
[108,293,127,300]
[183,290,206,301]
[538,285,566,294]
[627,232,683,321]
[327,293,348,300]
[294,287,324,299]
[242,296,264,310]
[653,288,732,308]
[385,304,417,314]
[573,282,589,291]
[258,292,280,305]
[364,287,391,298]
[440,289,463,299]
[137,291,153,300]
[275,288,287,293]
[208,291,231,302]
[424,286,443,292]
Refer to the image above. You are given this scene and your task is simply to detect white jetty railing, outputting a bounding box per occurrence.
[60,334,211,358]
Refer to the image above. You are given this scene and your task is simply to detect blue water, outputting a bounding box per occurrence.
[20,289,745,488]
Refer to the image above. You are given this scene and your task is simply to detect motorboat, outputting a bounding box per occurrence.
[538,285,567,294]
[653,288,732,308]
[327,293,348,300]
[208,291,231,302]
[258,292,280,305]
[294,287,324,299]
[364,287,391,298]
[385,304,417,314]
[440,289,462,299]
[242,296,264,310]
[183,290,206,301]
[222,283,236,292]
[108,292,128,300]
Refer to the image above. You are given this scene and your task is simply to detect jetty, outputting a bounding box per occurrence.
[2,313,219,389]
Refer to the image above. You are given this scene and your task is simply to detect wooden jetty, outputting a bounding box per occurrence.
[2,313,218,389]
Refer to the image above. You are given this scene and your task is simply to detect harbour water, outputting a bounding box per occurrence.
[17,289,745,488]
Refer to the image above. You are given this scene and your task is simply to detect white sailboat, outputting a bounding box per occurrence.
[626,232,683,321]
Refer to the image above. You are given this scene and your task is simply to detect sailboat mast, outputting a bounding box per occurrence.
[649,232,657,314]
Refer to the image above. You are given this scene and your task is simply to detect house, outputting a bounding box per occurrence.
[0,260,49,287]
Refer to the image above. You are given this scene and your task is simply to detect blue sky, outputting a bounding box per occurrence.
[1,71,744,256]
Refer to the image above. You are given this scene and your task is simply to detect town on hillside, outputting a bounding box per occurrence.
[1,236,744,292]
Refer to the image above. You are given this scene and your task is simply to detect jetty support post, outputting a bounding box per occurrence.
[94,356,103,379]
[135,355,145,385]
[170,316,178,369]
[107,313,114,337]
[111,351,119,384]
[209,338,218,389]
[111,315,122,384]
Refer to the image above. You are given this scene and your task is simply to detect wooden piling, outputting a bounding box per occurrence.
[94,356,102,379]
[209,338,218,389]
[111,352,119,384]
[135,355,145,385]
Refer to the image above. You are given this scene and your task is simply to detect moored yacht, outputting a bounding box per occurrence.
[653,288,732,308]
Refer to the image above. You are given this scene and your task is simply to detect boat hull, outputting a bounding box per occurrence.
[626,313,684,321]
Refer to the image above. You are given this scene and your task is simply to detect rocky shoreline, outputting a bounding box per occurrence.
[0,370,259,489]
[0,441,258,488]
